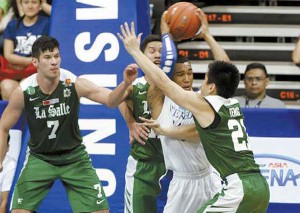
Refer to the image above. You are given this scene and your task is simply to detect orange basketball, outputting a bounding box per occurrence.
[166,2,201,41]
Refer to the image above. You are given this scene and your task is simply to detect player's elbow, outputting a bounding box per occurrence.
[106,100,118,108]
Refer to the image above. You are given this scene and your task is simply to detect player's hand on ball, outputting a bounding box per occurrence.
[160,12,171,35]
[192,8,209,39]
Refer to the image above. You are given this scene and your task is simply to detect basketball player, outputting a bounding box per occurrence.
[118,12,270,213]
[136,10,229,212]
[119,32,177,213]
[0,35,137,213]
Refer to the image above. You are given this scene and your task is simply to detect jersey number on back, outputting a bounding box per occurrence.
[228,119,249,151]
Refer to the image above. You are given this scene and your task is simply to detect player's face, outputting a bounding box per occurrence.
[34,48,61,79]
[200,74,209,96]
[172,61,193,91]
[244,68,269,99]
[21,0,41,18]
[200,73,216,96]
[143,41,162,67]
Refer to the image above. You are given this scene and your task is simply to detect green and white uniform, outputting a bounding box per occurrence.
[124,76,166,213]
[195,96,270,213]
[12,69,108,212]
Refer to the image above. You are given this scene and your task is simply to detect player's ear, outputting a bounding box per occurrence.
[32,57,38,67]
[209,83,217,94]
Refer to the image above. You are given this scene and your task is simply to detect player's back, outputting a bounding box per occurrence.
[194,96,260,179]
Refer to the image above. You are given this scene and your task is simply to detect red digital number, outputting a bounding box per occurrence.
[221,14,232,23]
[280,91,295,100]
[198,51,209,59]
[206,14,217,22]
[179,50,189,58]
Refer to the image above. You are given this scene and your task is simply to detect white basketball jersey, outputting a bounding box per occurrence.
[157,96,211,173]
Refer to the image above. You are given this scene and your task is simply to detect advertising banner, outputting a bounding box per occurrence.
[243,108,300,213]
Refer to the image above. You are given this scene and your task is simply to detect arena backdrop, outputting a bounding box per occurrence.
[4,0,300,212]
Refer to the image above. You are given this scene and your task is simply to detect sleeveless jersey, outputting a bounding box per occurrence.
[194,96,260,179]
[129,76,163,161]
[20,69,85,165]
[157,96,211,173]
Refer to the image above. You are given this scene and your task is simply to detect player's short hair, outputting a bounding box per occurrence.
[170,55,191,78]
[32,36,60,59]
[140,34,161,53]
[245,62,268,77]
[207,61,240,98]
[176,55,189,64]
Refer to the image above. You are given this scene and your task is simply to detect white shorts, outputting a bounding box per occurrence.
[0,156,17,202]
[163,168,221,213]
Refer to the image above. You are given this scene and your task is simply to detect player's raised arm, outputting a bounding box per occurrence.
[77,63,138,108]
[118,22,197,112]
[193,9,230,62]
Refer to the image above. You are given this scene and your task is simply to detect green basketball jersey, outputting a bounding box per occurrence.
[194,96,260,179]
[129,77,163,161]
[20,69,84,165]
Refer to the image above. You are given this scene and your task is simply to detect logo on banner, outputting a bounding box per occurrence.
[255,154,300,203]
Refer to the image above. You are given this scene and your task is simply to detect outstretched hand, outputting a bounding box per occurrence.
[117,22,142,55]
[123,63,138,85]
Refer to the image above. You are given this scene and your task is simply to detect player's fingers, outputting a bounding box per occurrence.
[120,24,127,37]
[140,127,149,137]
[139,130,148,140]
[117,33,124,41]
[137,33,143,45]
[124,22,131,36]
[133,134,146,145]
[139,116,151,122]
[197,8,205,16]
[141,125,150,132]
[162,11,168,21]
[197,9,208,24]
[130,21,136,36]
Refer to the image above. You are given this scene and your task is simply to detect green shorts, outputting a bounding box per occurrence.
[124,155,166,213]
[11,153,109,212]
[198,172,270,213]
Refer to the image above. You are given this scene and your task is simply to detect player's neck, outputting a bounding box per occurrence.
[37,75,60,95]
